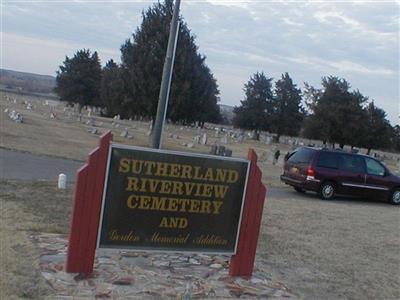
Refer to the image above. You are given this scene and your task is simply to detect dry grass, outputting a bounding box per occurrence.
[0,180,73,299]
[259,189,400,300]
[1,92,400,299]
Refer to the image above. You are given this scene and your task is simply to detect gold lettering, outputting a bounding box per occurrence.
[169,164,181,177]
[126,177,139,191]
[199,200,212,213]
[118,158,130,173]
[212,201,223,214]
[213,185,229,199]
[171,181,184,195]
[155,162,169,176]
[143,161,156,175]
[203,168,214,181]
[127,195,139,209]
[188,199,201,213]
[215,169,226,182]
[227,170,239,183]
[202,184,213,197]
[138,195,152,209]
[180,165,192,179]
[160,180,172,194]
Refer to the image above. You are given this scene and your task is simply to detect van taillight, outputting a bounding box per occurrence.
[306,168,315,180]
[307,168,315,177]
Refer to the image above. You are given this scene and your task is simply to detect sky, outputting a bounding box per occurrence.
[1,0,399,125]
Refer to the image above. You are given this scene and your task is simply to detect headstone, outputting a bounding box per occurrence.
[236,135,244,143]
[265,136,272,145]
[186,142,194,148]
[120,129,129,138]
[201,133,207,145]
[58,173,67,189]
[89,128,98,135]
[217,146,226,156]
[224,149,232,157]
[220,135,228,144]
[215,128,220,138]
[210,145,218,155]
[193,135,201,144]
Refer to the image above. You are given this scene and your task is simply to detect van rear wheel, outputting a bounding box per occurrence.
[319,182,335,200]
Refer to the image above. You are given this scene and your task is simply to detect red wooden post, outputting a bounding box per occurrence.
[66,131,112,273]
[229,148,267,277]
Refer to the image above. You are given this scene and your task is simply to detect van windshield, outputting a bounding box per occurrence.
[287,148,315,164]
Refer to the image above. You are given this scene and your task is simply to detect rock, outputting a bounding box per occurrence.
[187,143,194,148]
[210,263,223,269]
[189,258,201,265]
[95,283,113,298]
[112,276,134,285]
[152,260,170,267]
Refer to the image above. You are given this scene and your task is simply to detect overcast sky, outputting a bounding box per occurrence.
[2,0,399,125]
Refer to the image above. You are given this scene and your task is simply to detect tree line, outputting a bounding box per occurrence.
[55,0,398,152]
[233,72,398,152]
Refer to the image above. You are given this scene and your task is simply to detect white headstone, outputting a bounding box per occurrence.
[220,135,228,144]
[193,135,201,144]
[201,133,207,145]
[58,173,67,189]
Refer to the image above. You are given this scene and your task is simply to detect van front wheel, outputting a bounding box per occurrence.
[319,182,335,200]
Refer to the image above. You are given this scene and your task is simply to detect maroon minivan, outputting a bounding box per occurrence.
[280,147,400,204]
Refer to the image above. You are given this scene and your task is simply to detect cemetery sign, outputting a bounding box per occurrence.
[97,144,250,254]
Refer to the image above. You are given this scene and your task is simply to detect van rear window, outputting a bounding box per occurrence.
[287,148,315,164]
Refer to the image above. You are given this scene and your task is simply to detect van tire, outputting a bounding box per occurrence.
[319,181,335,200]
[389,188,400,205]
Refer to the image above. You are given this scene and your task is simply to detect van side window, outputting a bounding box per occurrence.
[365,157,386,176]
[339,155,365,173]
[317,152,339,169]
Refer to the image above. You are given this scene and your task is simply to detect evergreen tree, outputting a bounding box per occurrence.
[100,59,125,117]
[273,72,304,140]
[233,72,274,139]
[391,125,400,152]
[303,76,368,148]
[120,0,220,123]
[362,101,392,154]
[55,49,102,111]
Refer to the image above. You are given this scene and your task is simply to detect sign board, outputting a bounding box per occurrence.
[97,144,249,254]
